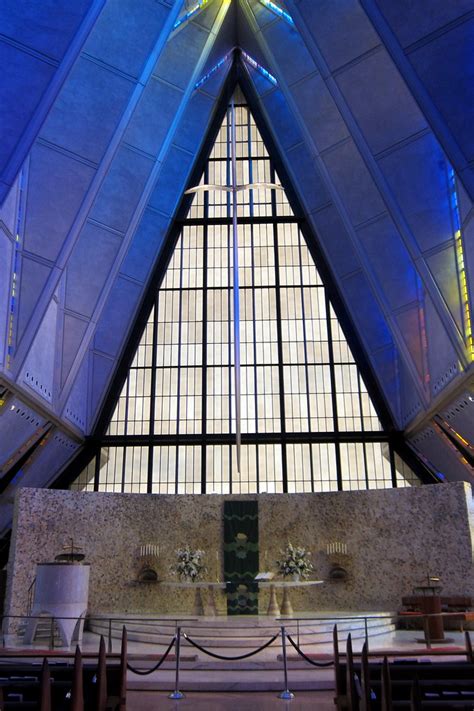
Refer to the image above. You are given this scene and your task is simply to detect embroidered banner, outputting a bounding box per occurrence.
[223,500,259,615]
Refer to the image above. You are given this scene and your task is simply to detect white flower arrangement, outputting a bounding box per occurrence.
[276,542,313,580]
[170,546,206,582]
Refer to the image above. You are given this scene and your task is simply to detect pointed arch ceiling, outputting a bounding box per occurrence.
[0,0,473,530]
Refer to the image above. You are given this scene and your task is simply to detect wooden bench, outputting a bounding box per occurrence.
[0,628,127,710]
[334,626,474,711]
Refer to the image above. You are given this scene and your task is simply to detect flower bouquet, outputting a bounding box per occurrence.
[170,546,206,582]
[276,542,313,581]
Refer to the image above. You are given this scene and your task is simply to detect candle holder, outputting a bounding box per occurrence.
[326,541,350,582]
[137,543,161,583]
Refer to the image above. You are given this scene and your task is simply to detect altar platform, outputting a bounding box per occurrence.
[87,609,397,653]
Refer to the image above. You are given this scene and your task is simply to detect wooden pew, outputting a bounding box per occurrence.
[40,658,50,711]
[334,624,346,710]
[0,631,125,711]
[381,657,392,711]
[346,633,360,711]
[333,624,474,711]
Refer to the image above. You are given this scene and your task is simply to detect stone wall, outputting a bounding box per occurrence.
[5,482,474,619]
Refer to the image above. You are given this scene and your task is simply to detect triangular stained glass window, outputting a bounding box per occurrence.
[72,92,420,495]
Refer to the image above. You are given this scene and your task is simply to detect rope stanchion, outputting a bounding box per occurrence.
[126,636,176,676]
[182,631,279,661]
[278,626,294,700]
[286,633,334,667]
[169,626,185,700]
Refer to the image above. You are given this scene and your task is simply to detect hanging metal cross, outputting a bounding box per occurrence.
[185,99,284,473]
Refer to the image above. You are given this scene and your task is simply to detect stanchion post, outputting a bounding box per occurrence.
[50,617,55,651]
[364,617,369,651]
[108,618,112,654]
[278,626,295,700]
[169,626,185,700]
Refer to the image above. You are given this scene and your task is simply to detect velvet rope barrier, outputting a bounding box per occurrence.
[127,636,176,675]
[286,633,334,667]
[182,631,279,660]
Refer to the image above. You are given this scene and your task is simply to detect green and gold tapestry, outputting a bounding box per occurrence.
[224,500,259,615]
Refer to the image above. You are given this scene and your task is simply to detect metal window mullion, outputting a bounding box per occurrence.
[121,443,127,494]
[356,370,365,434]
[389,442,397,488]
[325,291,343,491]
[297,225,315,492]
[201,177,209,494]
[174,233,185,494]
[248,106,254,219]
[93,447,100,492]
[225,225,233,492]
[271,164,288,493]
[147,295,159,493]
[250,223,260,491]
[123,372,130,437]
[356,370,369,489]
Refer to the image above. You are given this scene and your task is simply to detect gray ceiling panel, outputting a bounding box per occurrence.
[19,299,58,404]
[360,0,474,205]
[0,174,19,237]
[64,222,122,319]
[373,0,474,48]
[408,18,474,164]
[260,16,317,86]
[88,147,155,233]
[289,73,349,154]
[377,134,455,254]
[292,0,380,72]
[82,0,170,79]
[119,209,170,285]
[424,296,462,398]
[409,425,474,484]
[321,139,385,227]
[335,48,427,156]
[0,0,103,202]
[440,391,474,448]
[0,228,13,370]
[356,215,420,313]
[1,0,94,60]
[341,271,393,353]
[92,277,142,358]
[0,397,47,469]
[260,89,303,150]
[309,204,359,279]
[16,258,52,347]
[123,78,184,157]
[425,247,464,334]
[24,144,95,262]
[0,42,56,176]
[40,56,135,164]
